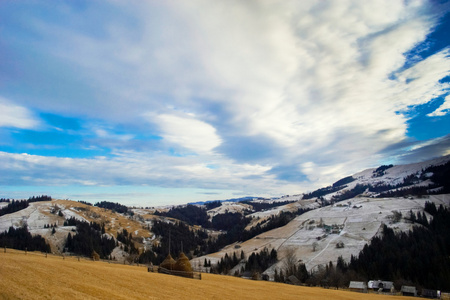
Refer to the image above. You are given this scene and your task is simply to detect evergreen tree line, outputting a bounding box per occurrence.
[28,195,52,202]
[116,228,138,254]
[212,247,278,277]
[331,184,368,202]
[274,263,309,284]
[204,201,222,210]
[332,176,355,188]
[377,186,429,198]
[0,226,51,253]
[63,216,78,226]
[94,201,129,214]
[313,202,450,291]
[0,195,52,217]
[373,164,394,177]
[210,212,243,231]
[65,219,115,259]
[303,185,346,200]
[0,200,29,216]
[154,204,210,227]
[43,223,58,229]
[244,247,277,274]
[213,251,243,274]
[239,200,294,213]
[405,209,430,227]
[138,220,208,265]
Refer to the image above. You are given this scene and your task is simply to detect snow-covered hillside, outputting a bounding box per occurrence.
[192,194,450,278]
[324,155,450,200]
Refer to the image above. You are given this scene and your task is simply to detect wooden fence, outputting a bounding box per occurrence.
[155,267,202,280]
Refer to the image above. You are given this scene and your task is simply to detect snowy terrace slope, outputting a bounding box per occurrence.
[191,194,450,278]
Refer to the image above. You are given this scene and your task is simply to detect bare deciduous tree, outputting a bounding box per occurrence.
[283,247,298,277]
[312,242,319,252]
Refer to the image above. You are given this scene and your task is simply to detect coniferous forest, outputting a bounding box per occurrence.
[0,226,51,253]
[65,219,115,259]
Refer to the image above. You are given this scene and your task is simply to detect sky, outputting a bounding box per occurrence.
[0,1,450,206]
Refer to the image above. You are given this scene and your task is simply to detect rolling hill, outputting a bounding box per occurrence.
[0,248,418,300]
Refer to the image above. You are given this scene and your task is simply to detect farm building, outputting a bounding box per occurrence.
[368,280,394,292]
[349,281,367,293]
[401,286,417,297]
[422,289,439,298]
[287,275,301,285]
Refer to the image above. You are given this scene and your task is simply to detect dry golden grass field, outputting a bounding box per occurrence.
[0,249,417,300]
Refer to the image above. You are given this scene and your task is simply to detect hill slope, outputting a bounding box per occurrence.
[0,249,417,300]
[192,194,450,276]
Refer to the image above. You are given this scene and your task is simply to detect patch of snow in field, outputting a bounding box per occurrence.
[0,202,54,232]
[64,208,88,223]
[207,202,252,218]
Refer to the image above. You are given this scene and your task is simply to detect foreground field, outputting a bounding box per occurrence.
[0,249,417,300]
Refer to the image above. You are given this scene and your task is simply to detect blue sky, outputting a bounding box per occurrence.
[0,1,449,206]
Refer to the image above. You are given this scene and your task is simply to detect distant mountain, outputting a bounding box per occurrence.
[303,154,450,201]
[189,196,257,205]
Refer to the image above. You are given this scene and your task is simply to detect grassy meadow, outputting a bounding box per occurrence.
[0,249,418,300]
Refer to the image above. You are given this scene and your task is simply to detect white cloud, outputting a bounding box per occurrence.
[393,48,450,109]
[0,150,285,198]
[94,128,134,141]
[153,113,222,154]
[0,97,40,129]
[428,94,450,116]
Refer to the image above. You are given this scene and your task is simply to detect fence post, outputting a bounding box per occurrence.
[25,247,27,255]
